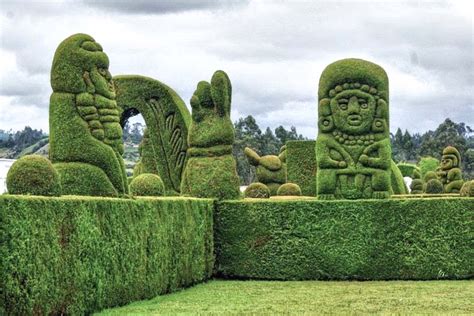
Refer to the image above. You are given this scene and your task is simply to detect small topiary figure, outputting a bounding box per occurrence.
[460,180,474,197]
[244,182,270,198]
[437,146,464,193]
[409,169,424,194]
[7,155,61,196]
[180,70,240,200]
[129,173,165,196]
[423,171,438,183]
[244,147,287,196]
[316,59,391,200]
[425,178,444,194]
[49,34,128,197]
[277,183,302,196]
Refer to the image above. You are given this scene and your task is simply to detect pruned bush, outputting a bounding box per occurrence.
[244,182,270,198]
[130,173,165,196]
[410,179,424,194]
[425,179,444,194]
[244,147,286,196]
[6,155,61,196]
[423,171,438,182]
[277,183,302,196]
[419,156,439,178]
[460,180,474,197]
[286,140,317,196]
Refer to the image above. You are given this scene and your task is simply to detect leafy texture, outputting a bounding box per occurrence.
[181,70,240,200]
[129,173,165,196]
[277,183,302,196]
[460,180,474,197]
[244,182,270,199]
[419,156,439,178]
[6,155,61,196]
[437,146,464,193]
[114,75,191,195]
[286,140,317,196]
[390,160,408,194]
[425,179,444,194]
[244,147,286,196]
[49,34,128,197]
[0,195,213,315]
[215,198,474,280]
[316,59,391,200]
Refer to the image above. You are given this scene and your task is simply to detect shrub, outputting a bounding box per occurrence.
[397,163,420,178]
[114,75,191,194]
[419,156,439,178]
[425,179,444,194]
[410,179,424,194]
[244,183,270,198]
[130,173,165,196]
[438,146,464,193]
[244,147,286,196]
[423,171,438,182]
[390,160,408,194]
[277,183,302,196]
[286,140,317,196]
[180,71,240,200]
[214,198,473,280]
[316,59,391,200]
[0,195,214,314]
[49,34,128,197]
[6,155,61,196]
[460,180,474,197]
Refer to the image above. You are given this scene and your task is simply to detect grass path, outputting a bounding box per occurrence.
[97,279,474,315]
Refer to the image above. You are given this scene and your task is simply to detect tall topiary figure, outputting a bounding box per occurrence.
[316,59,391,199]
[49,34,128,196]
[437,146,464,193]
[180,70,240,199]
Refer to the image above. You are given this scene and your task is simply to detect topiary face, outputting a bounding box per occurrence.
[440,146,460,170]
[330,89,376,134]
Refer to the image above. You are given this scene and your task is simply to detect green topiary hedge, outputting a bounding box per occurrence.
[277,183,302,196]
[397,163,420,178]
[244,182,270,198]
[286,140,317,196]
[419,156,439,178]
[129,173,165,196]
[6,155,61,196]
[244,147,286,196]
[214,198,473,280]
[0,195,214,315]
[425,178,444,194]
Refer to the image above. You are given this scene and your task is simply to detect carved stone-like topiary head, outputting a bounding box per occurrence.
[51,33,115,99]
[440,146,461,170]
[318,58,389,138]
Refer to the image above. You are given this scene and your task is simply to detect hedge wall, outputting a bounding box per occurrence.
[215,198,473,280]
[0,195,214,315]
[286,140,317,196]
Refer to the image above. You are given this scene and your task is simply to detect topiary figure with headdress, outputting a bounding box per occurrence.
[437,146,464,193]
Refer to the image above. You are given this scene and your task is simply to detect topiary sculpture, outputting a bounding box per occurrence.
[244,182,270,198]
[180,70,240,200]
[410,168,424,194]
[244,147,287,196]
[460,180,474,197]
[49,34,128,197]
[437,146,464,193]
[6,155,61,196]
[425,178,444,194]
[423,171,438,182]
[277,183,302,196]
[129,173,165,196]
[316,59,391,200]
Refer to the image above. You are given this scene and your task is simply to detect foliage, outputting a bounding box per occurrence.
[396,163,420,178]
[410,179,424,194]
[244,147,286,196]
[0,195,214,315]
[6,155,61,196]
[49,34,128,197]
[316,58,391,200]
[286,140,317,196]
[181,70,240,200]
[244,182,270,198]
[277,183,302,196]
[390,160,408,194]
[460,180,474,197]
[437,146,464,193]
[98,280,474,315]
[424,179,444,194]
[114,75,191,194]
[215,198,473,280]
[129,173,165,196]
[419,157,440,178]
[0,127,47,158]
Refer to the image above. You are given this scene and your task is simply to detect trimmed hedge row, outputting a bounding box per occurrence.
[215,198,474,280]
[286,140,317,196]
[0,195,214,315]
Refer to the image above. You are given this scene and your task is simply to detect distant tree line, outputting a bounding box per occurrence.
[0,127,48,157]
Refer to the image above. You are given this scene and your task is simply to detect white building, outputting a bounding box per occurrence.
[0,159,16,193]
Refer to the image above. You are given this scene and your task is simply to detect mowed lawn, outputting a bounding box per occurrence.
[97,280,474,315]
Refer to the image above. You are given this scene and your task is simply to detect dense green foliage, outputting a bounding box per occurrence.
[410,179,424,194]
[460,180,474,197]
[6,155,61,196]
[419,156,440,178]
[277,183,302,196]
[244,182,270,198]
[317,59,391,200]
[129,173,165,196]
[396,163,420,178]
[0,195,214,315]
[181,71,240,200]
[0,127,47,158]
[98,280,474,315]
[286,140,317,196]
[437,146,464,193]
[215,198,473,280]
[425,179,444,194]
[244,147,286,196]
[390,160,408,194]
[49,34,128,197]
[114,75,191,194]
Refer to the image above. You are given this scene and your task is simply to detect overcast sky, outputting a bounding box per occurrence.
[0,0,472,138]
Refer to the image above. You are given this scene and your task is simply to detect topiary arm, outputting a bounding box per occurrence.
[447,168,462,182]
[360,140,391,169]
[317,138,349,168]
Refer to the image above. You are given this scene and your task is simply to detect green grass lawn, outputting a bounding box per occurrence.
[97,279,474,315]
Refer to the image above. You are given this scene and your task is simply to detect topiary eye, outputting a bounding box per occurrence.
[338,98,348,110]
[360,102,368,109]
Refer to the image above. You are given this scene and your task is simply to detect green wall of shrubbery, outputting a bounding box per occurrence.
[215,198,474,280]
[0,195,214,315]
